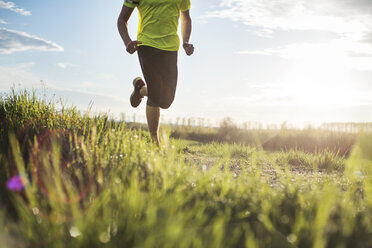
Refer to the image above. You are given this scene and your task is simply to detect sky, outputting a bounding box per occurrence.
[1,0,372,126]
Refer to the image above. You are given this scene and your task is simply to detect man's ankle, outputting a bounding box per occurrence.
[140,86,148,97]
[151,134,159,146]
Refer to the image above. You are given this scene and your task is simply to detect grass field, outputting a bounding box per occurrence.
[1,90,372,248]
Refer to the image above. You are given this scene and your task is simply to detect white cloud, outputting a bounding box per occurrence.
[0,19,8,24]
[202,0,371,35]
[0,1,31,16]
[203,0,372,71]
[0,28,64,54]
[56,62,79,69]
[362,32,372,43]
[238,38,372,71]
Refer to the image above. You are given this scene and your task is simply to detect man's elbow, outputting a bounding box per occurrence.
[117,16,127,32]
[117,16,123,29]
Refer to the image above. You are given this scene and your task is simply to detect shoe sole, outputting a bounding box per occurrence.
[130,77,145,108]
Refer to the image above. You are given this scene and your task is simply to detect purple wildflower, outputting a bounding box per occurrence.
[7,175,28,191]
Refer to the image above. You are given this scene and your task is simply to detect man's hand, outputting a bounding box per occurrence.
[183,42,194,56]
[126,40,142,54]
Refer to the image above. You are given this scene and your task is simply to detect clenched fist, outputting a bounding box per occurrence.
[183,42,194,56]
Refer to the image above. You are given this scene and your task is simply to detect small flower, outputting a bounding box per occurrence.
[287,234,297,243]
[99,232,111,243]
[32,208,40,215]
[7,175,28,192]
[69,226,81,238]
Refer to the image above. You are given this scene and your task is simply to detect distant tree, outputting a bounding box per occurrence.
[219,117,239,142]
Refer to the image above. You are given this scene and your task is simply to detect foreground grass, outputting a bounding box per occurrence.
[1,90,372,248]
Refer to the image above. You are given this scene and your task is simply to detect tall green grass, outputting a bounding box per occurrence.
[1,89,372,247]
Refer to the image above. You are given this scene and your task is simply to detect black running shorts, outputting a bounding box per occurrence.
[137,45,178,109]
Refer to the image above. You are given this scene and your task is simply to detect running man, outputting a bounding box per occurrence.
[118,0,194,145]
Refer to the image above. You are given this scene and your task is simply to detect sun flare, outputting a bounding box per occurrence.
[282,44,359,111]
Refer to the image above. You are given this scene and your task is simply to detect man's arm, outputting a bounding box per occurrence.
[180,10,194,56]
[117,5,141,54]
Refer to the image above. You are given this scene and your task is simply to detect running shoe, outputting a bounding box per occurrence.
[130,77,145,108]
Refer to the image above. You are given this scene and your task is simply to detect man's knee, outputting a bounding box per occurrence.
[158,98,174,109]
[158,94,175,109]
[147,96,174,109]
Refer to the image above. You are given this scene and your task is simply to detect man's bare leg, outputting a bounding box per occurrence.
[137,85,159,145]
[146,104,160,145]
[132,83,159,145]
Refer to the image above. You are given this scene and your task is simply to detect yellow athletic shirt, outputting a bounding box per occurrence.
[124,0,191,51]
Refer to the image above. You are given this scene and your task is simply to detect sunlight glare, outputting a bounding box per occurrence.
[282,43,359,111]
